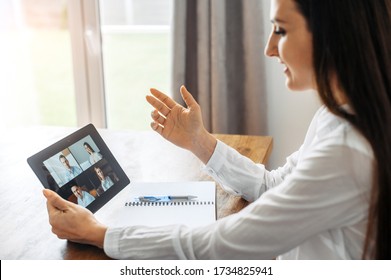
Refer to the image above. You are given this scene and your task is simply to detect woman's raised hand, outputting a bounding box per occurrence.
[146,86,217,163]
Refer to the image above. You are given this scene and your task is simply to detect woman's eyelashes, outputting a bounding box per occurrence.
[274,26,286,36]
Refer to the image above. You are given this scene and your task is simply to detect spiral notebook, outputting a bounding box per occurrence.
[96,181,216,228]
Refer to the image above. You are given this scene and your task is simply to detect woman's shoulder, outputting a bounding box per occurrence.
[313,106,372,156]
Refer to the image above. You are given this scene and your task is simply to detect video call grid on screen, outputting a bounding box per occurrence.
[28,124,130,213]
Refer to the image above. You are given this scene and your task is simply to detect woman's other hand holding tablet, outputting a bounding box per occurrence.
[43,189,107,248]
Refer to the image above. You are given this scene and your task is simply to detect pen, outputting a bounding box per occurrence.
[138,195,198,202]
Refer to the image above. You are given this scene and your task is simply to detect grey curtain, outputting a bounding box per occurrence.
[171,0,266,135]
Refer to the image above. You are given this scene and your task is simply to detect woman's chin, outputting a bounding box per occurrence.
[285,78,313,92]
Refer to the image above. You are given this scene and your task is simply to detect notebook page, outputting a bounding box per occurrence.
[95,181,216,228]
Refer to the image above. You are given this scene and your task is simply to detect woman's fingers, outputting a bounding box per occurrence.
[150,121,164,135]
[150,108,167,135]
[151,109,166,126]
[43,189,69,212]
[147,86,198,139]
[146,95,171,117]
[149,88,177,109]
[180,85,198,108]
[147,88,179,117]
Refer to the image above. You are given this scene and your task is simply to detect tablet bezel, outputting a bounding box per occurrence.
[27,123,130,213]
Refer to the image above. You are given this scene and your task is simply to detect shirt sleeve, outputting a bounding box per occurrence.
[204,140,299,201]
[104,225,185,259]
[183,143,370,259]
[103,142,370,259]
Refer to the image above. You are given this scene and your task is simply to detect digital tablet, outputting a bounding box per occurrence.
[27,124,130,213]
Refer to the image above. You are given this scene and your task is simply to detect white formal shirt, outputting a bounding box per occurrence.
[103,106,373,259]
[89,152,103,165]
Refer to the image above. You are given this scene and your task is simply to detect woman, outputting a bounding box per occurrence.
[94,167,114,193]
[83,142,103,165]
[43,0,391,259]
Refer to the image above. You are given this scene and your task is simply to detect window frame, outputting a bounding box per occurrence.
[67,0,107,128]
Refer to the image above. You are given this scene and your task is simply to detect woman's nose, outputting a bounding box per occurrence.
[264,33,278,58]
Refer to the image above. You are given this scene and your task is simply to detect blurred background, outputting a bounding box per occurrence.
[0,0,319,168]
[1,0,172,130]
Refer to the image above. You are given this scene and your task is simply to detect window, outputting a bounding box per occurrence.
[1,0,173,130]
[1,0,76,129]
[99,0,173,129]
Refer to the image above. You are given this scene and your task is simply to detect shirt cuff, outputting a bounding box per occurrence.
[103,227,123,259]
[203,140,241,196]
[205,140,226,173]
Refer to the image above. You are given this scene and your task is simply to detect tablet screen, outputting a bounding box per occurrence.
[27,124,130,213]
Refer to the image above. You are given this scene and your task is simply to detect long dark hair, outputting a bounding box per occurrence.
[83,142,95,153]
[293,0,391,259]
